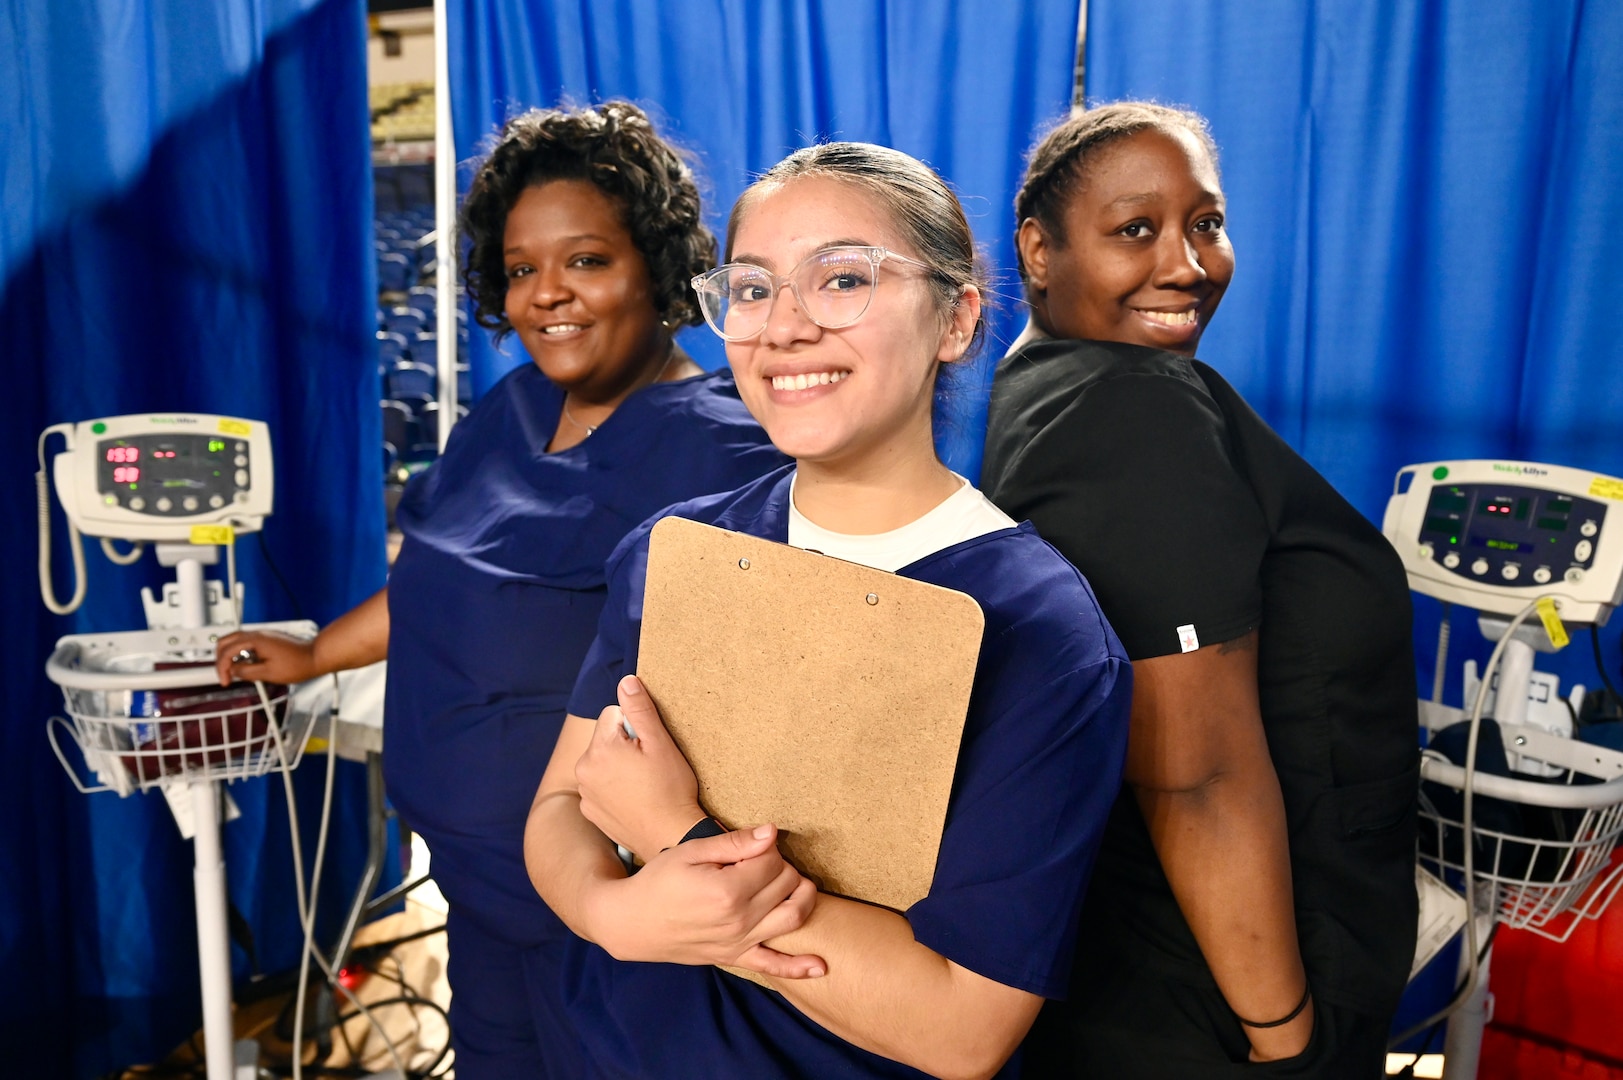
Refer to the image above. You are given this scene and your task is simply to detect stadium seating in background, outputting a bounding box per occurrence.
[374,170,478,506]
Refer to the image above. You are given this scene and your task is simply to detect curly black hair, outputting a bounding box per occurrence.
[1014,101,1219,282]
[459,101,715,340]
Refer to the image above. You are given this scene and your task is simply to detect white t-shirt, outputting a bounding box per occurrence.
[786,471,1017,572]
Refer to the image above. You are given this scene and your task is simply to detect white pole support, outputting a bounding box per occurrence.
[1495,637,1535,731]
[192,780,235,1080]
[174,557,207,629]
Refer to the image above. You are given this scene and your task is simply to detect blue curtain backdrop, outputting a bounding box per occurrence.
[1086,1,1623,1042]
[447,0,1083,479]
[1,0,386,1073]
[1085,2,1623,737]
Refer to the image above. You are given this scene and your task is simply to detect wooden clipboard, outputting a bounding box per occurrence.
[637,516,985,913]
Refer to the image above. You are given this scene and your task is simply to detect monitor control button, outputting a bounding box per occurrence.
[182,496,199,512]
[129,496,145,511]
[156,497,172,512]
[1501,564,1520,581]
[1567,567,1586,584]
[1580,520,1598,538]
[1575,539,1594,562]
[209,494,224,509]
[1443,552,1461,569]
[234,454,247,467]
[235,469,249,487]
[1533,566,1552,584]
[1471,558,1489,576]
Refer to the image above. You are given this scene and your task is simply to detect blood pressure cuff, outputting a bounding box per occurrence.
[1420,718,1588,883]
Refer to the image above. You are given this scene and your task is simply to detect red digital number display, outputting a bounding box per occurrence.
[106,446,140,463]
[113,466,140,483]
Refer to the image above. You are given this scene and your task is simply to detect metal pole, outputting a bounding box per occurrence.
[328,751,388,972]
[192,780,235,1080]
[433,0,458,450]
[1442,930,1494,1080]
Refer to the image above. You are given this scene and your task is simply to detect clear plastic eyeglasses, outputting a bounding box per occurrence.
[690,245,934,341]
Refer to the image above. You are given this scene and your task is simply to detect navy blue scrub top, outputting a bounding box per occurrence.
[384,363,786,943]
[561,466,1133,1078]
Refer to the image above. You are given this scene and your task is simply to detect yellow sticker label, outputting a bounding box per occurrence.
[190,524,235,545]
[218,418,251,436]
[1536,597,1569,650]
[1590,477,1623,501]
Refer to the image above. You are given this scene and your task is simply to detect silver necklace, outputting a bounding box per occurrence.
[561,397,598,436]
[560,349,679,439]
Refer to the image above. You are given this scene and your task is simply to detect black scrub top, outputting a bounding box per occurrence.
[981,338,1419,1017]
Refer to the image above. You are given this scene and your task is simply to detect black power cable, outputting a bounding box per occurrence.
[1592,625,1622,702]
[257,529,308,621]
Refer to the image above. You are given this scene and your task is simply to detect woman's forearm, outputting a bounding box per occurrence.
[525,787,629,941]
[1133,756,1312,1059]
[525,715,630,941]
[762,896,1039,1080]
[312,586,391,673]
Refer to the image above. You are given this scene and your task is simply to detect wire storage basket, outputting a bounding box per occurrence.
[46,623,319,798]
[1418,704,1623,942]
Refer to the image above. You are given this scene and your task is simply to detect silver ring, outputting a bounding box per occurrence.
[232,648,257,664]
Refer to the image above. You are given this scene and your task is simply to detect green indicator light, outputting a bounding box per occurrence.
[1432,466,1449,480]
[208,439,225,452]
[1450,536,1458,545]
[128,483,137,490]
[91,422,107,434]
[213,470,220,477]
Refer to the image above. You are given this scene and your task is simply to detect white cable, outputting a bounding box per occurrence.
[38,429,87,615]
[226,535,241,627]
[261,675,407,1079]
[1393,596,1546,1046]
[224,516,255,627]
[101,537,145,565]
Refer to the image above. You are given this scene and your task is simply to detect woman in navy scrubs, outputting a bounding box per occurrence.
[214,102,784,1076]
[980,103,1418,1077]
[523,142,1134,1078]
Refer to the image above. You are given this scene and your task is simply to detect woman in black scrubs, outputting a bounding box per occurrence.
[981,101,1419,1078]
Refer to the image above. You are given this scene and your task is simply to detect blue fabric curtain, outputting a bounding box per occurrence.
[1084,1,1623,733]
[446,0,1083,479]
[1,0,385,1072]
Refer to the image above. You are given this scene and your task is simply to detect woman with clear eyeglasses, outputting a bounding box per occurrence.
[523,142,1133,1080]
[214,103,785,1078]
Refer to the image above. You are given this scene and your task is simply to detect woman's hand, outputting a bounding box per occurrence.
[575,674,707,860]
[214,629,319,687]
[587,822,825,979]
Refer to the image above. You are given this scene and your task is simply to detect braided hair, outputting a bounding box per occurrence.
[460,101,715,340]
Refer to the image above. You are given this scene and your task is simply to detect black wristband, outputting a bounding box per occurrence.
[1236,985,1311,1029]
[672,816,727,848]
